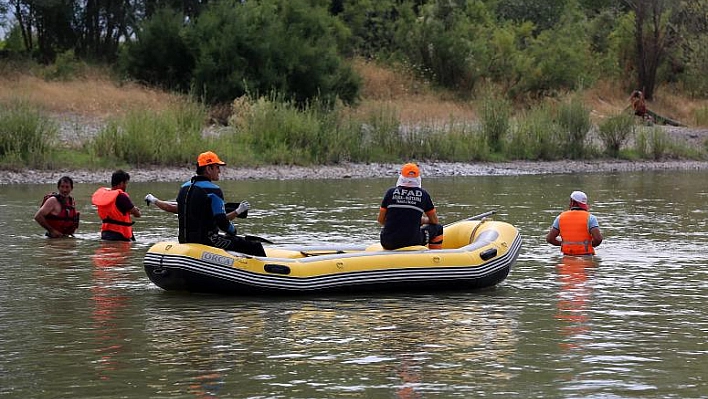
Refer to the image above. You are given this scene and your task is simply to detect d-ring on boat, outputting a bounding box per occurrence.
[143,211,522,295]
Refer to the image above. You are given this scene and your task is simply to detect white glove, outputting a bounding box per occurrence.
[235,200,250,215]
[145,193,158,206]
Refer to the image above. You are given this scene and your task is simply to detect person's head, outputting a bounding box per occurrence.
[569,190,589,210]
[196,151,226,181]
[632,90,643,99]
[57,176,74,196]
[396,163,422,188]
[401,163,420,178]
[111,170,130,189]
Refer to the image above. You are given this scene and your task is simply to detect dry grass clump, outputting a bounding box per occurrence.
[0,73,185,120]
[352,58,477,125]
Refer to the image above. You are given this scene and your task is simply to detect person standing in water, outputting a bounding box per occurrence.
[546,190,603,256]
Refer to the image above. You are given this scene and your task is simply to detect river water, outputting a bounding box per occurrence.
[1,170,706,398]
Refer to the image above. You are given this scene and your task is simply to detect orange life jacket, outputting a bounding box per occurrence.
[91,188,134,240]
[42,193,80,235]
[558,210,595,256]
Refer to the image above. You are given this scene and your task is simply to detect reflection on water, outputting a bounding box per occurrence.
[555,255,597,352]
[91,241,132,381]
[1,171,707,398]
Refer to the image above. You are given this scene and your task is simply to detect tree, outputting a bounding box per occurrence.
[120,7,194,91]
[184,0,360,105]
[624,0,677,100]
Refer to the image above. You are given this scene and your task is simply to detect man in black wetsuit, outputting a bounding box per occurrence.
[175,151,265,256]
[377,163,443,250]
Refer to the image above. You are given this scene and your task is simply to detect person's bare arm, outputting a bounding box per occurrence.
[377,208,387,225]
[154,199,178,214]
[590,227,603,247]
[34,197,63,237]
[424,209,439,225]
[546,227,561,246]
[130,206,142,218]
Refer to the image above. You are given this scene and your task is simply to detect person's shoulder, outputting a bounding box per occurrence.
[117,191,134,204]
[194,179,219,189]
[41,193,60,206]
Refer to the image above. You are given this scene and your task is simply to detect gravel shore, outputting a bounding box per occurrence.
[4,159,708,185]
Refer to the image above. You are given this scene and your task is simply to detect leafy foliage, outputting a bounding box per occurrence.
[120,8,194,92]
[598,112,635,156]
[557,96,592,159]
[494,0,569,32]
[184,0,360,105]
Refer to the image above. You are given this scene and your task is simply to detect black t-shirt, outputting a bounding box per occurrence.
[115,192,134,214]
[379,186,435,249]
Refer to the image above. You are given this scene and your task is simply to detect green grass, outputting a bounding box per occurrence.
[0,100,57,168]
[2,91,707,170]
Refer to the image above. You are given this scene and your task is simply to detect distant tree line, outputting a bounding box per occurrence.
[2,0,708,104]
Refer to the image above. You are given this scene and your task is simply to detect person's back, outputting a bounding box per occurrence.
[92,169,141,241]
[177,176,223,245]
[378,163,443,250]
[546,190,602,255]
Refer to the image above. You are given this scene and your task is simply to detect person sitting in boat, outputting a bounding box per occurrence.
[148,151,265,256]
[546,190,603,256]
[377,163,444,250]
[34,176,80,238]
[91,170,141,241]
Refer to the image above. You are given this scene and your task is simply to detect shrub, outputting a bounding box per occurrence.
[508,103,562,160]
[393,1,493,92]
[90,101,207,165]
[694,106,708,126]
[598,112,635,157]
[557,96,592,159]
[43,50,85,81]
[635,126,669,160]
[0,100,57,167]
[479,92,511,153]
[520,10,596,96]
[233,94,350,165]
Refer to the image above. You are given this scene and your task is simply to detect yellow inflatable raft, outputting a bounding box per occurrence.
[143,217,522,295]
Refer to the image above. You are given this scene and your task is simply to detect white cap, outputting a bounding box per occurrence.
[570,190,588,204]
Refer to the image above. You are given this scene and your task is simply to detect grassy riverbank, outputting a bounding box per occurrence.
[2,58,708,170]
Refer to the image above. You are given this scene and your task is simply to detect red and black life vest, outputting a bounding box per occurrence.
[42,192,80,235]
